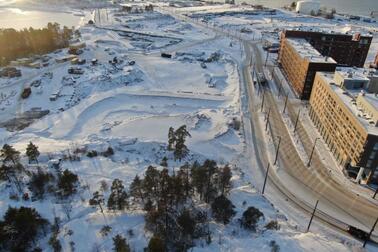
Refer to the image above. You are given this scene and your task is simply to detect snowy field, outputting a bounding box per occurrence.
[0,1,376,252]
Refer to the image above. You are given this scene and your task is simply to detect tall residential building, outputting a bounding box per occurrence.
[279,38,337,100]
[281,30,372,67]
[309,69,378,184]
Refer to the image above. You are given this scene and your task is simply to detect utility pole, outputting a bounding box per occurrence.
[306,200,319,232]
[278,81,283,98]
[274,136,281,166]
[261,89,266,112]
[363,216,378,248]
[373,187,378,199]
[293,109,301,133]
[265,108,271,132]
[307,138,319,167]
[262,163,270,195]
[265,50,270,67]
[283,93,288,113]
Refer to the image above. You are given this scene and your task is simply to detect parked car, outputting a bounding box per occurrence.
[347,226,369,241]
[68,67,84,75]
[161,53,172,58]
[21,87,32,99]
[0,67,22,78]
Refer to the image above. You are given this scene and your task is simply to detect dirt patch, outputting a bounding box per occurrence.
[0,109,50,131]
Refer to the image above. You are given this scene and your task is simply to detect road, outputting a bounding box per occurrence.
[158,6,378,244]
[247,42,378,239]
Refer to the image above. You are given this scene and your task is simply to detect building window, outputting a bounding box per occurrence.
[367,160,373,168]
[374,143,378,151]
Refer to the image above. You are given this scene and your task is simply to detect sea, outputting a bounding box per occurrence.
[238,0,377,16]
[0,0,376,30]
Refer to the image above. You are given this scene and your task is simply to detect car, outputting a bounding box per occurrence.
[257,72,267,85]
[68,67,84,75]
[347,226,369,240]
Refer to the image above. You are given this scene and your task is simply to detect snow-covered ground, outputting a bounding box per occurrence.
[0,1,376,251]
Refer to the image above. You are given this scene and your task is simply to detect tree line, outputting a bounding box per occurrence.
[0,22,74,66]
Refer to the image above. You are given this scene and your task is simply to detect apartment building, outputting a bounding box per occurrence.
[279,38,337,100]
[309,69,378,184]
[281,30,372,67]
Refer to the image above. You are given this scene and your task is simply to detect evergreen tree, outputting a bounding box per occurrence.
[173,125,191,161]
[57,169,79,197]
[112,234,130,252]
[0,144,20,164]
[203,160,218,203]
[108,179,128,211]
[147,235,165,252]
[191,161,207,200]
[159,168,172,205]
[130,175,144,203]
[240,207,264,231]
[29,169,53,199]
[26,142,40,164]
[211,195,235,224]
[178,163,191,199]
[218,165,232,195]
[0,206,49,251]
[89,191,105,213]
[177,209,196,238]
[143,166,160,200]
[160,156,168,167]
[167,127,176,151]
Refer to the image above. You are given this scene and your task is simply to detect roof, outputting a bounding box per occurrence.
[286,38,337,63]
[319,72,378,135]
[335,67,371,82]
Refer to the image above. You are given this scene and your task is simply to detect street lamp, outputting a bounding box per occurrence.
[274,136,281,166]
[307,138,320,167]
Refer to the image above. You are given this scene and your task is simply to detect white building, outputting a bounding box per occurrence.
[295,0,320,15]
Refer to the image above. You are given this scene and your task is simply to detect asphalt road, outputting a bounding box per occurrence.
[246,41,378,240]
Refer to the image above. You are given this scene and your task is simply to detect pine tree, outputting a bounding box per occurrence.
[143,166,160,200]
[178,163,191,199]
[218,165,232,195]
[130,175,144,203]
[0,206,49,251]
[89,191,105,213]
[160,156,168,167]
[147,235,165,252]
[26,142,40,164]
[211,195,235,225]
[107,179,128,211]
[191,161,207,200]
[57,169,79,197]
[173,125,191,161]
[203,160,218,203]
[112,234,130,252]
[0,144,20,164]
[29,169,53,199]
[167,127,176,151]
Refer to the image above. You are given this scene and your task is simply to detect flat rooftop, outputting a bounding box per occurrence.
[287,38,337,64]
[335,67,371,82]
[320,72,378,135]
[286,28,373,38]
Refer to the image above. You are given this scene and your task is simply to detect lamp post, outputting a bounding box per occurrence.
[293,108,301,133]
[274,136,281,166]
[307,138,320,167]
[262,163,270,195]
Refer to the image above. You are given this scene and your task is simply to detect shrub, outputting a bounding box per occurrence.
[265,220,280,230]
[240,206,264,231]
[87,150,98,158]
[102,147,114,157]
